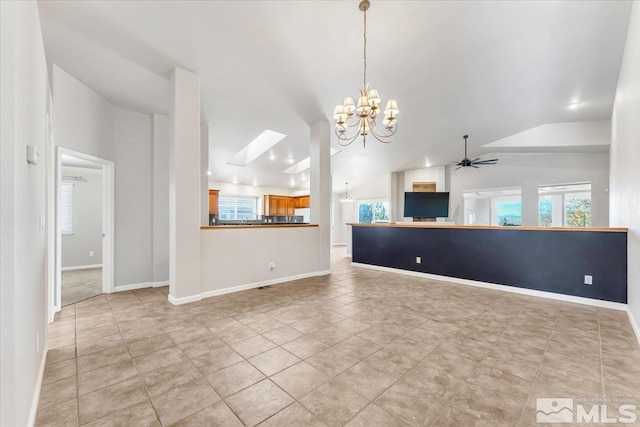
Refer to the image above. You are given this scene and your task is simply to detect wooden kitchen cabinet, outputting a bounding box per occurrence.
[208,189,219,215]
[263,194,297,216]
[294,195,310,208]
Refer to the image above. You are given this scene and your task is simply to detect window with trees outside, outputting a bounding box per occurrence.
[538,183,592,228]
[218,195,258,220]
[358,200,390,223]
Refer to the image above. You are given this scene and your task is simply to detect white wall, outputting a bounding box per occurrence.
[153,114,170,284]
[61,167,102,268]
[52,66,159,288]
[200,227,320,294]
[52,65,115,160]
[449,153,610,227]
[610,1,640,337]
[0,2,49,425]
[113,107,154,286]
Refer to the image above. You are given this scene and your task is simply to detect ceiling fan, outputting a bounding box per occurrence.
[453,135,498,169]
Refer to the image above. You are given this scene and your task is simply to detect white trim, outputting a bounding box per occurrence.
[351,262,628,311]
[168,271,327,306]
[153,281,169,288]
[27,343,47,427]
[169,294,202,306]
[332,243,347,246]
[114,282,153,292]
[52,147,115,322]
[627,309,640,346]
[61,264,102,272]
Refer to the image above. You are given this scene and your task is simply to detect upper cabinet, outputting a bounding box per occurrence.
[263,194,310,216]
[208,189,219,215]
[294,195,310,208]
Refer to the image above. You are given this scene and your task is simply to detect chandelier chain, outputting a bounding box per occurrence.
[363,7,367,91]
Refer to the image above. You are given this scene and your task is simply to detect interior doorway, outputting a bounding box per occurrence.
[52,147,114,318]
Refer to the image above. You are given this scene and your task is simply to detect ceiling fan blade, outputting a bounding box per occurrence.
[451,161,461,165]
[471,164,479,168]
[475,159,499,163]
[471,158,480,162]
[455,166,463,170]
[473,160,498,165]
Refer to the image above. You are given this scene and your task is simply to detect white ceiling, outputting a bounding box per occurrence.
[38,0,632,192]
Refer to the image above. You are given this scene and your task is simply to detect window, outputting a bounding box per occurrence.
[358,200,389,223]
[218,195,258,220]
[60,182,73,235]
[463,187,522,226]
[538,183,591,227]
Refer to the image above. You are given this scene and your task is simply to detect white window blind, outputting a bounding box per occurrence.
[60,182,73,234]
[218,196,257,220]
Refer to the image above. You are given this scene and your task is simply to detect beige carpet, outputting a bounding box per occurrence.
[61,268,102,306]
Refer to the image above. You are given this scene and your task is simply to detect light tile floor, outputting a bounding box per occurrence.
[62,268,102,307]
[38,249,640,426]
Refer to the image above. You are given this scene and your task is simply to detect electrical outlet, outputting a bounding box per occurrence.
[416,256,421,264]
[584,275,593,285]
[36,333,40,354]
[269,262,275,270]
[89,251,95,257]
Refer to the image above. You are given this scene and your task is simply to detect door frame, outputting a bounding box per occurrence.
[51,147,114,320]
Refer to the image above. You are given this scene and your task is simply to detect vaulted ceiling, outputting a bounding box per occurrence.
[37,0,632,191]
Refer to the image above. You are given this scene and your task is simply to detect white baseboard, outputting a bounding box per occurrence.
[168,294,202,306]
[168,271,329,306]
[28,342,48,427]
[152,281,169,288]
[352,262,628,312]
[61,264,102,272]
[627,309,640,346]
[114,282,153,292]
[332,243,347,247]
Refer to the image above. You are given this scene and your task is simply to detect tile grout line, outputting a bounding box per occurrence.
[514,301,562,426]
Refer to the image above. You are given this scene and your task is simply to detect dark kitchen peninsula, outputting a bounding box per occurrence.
[349,223,628,303]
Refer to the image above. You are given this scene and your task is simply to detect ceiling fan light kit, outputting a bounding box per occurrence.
[334,0,399,148]
[453,135,499,170]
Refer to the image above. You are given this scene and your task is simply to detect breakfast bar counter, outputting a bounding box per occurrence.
[348,223,628,303]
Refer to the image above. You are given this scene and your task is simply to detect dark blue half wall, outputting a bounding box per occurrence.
[352,225,627,303]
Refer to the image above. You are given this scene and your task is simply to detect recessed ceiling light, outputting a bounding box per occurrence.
[287,157,295,164]
[290,180,296,186]
[568,102,581,110]
[232,177,238,184]
[206,170,212,176]
[252,179,258,186]
[269,153,276,161]
[226,130,287,166]
[301,175,307,181]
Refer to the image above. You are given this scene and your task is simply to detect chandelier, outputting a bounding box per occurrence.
[340,182,353,203]
[333,0,399,147]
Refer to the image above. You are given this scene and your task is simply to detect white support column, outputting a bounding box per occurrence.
[169,67,201,303]
[310,120,331,274]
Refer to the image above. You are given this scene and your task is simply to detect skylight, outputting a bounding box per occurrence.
[283,148,341,174]
[226,130,287,167]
